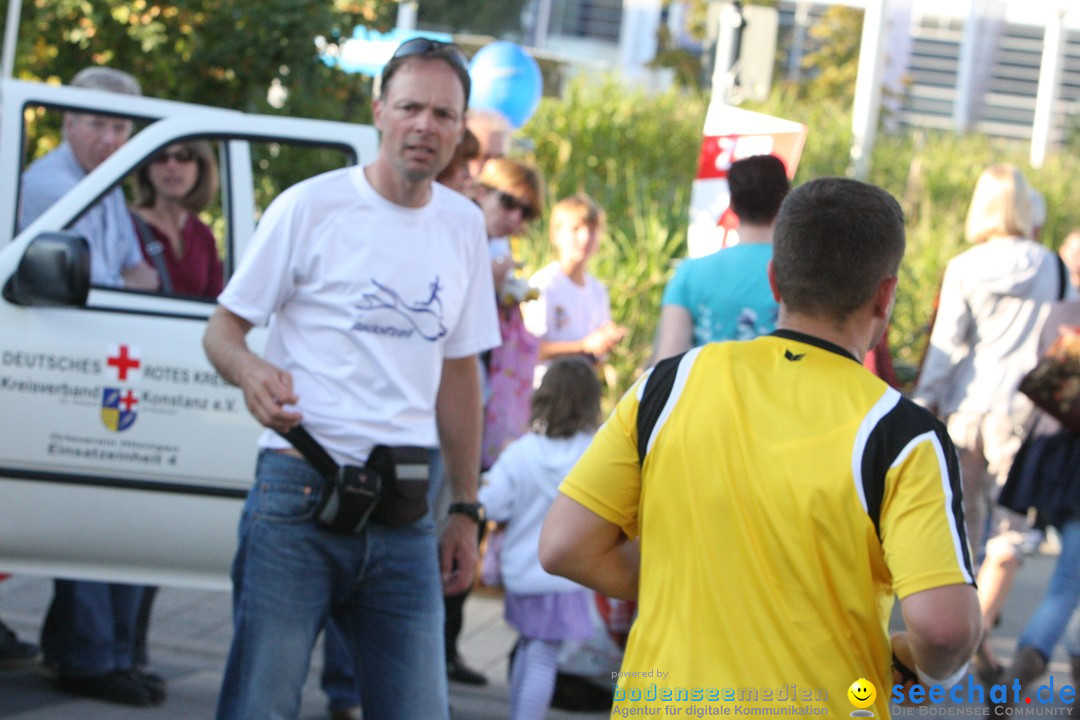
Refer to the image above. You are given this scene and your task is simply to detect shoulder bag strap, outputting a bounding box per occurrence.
[131,213,174,294]
[278,425,339,480]
[1057,253,1068,301]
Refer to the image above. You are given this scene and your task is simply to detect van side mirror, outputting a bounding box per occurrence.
[2,231,91,307]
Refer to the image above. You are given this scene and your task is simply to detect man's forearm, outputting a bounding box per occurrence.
[436,355,483,502]
[555,535,639,601]
[900,584,981,680]
[540,493,639,601]
[203,305,257,388]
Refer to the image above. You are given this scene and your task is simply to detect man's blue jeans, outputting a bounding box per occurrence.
[321,616,360,712]
[1018,516,1080,658]
[215,450,448,720]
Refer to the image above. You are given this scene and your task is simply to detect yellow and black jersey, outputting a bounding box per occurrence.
[561,330,974,718]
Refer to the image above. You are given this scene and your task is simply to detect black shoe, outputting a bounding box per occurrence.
[129,667,167,704]
[330,706,363,720]
[0,619,41,670]
[551,671,615,712]
[973,649,1003,686]
[447,655,487,686]
[55,669,154,706]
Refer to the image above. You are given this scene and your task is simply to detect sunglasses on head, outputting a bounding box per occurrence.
[494,189,536,221]
[390,37,469,73]
[150,148,196,165]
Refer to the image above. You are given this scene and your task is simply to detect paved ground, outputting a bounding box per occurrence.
[0,550,1076,718]
[0,577,605,719]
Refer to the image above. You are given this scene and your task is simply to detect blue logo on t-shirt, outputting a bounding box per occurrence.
[353,278,447,341]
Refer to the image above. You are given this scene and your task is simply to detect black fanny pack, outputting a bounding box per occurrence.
[279,426,430,534]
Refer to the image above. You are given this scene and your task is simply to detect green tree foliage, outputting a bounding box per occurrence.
[6,1,395,212]
[7,0,393,119]
[798,4,862,102]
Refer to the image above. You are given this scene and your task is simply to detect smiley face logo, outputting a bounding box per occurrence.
[848,678,876,709]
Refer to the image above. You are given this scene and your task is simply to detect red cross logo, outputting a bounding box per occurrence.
[119,390,139,412]
[107,345,141,381]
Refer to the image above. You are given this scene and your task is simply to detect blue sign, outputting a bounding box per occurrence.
[322,27,454,77]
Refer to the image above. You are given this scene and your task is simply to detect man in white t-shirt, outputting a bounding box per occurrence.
[203,39,500,720]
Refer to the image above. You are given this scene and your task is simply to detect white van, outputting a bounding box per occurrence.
[0,78,379,589]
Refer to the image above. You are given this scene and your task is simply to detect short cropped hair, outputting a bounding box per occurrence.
[728,154,790,225]
[529,358,601,438]
[772,177,905,322]
[70,66,141,96]
[476,157,545,221]
[133,141,219,213]
[467,108,511,157]
[550,193,605,233]
[964,164,1033,244]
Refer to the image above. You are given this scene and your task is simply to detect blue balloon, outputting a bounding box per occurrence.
[468,42,543,128]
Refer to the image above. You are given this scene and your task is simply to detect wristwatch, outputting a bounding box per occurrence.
[448,501,485,524]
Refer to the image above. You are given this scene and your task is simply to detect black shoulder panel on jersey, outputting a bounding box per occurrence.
[859,398,971,573]
[931,411,973,574]
[637,355,682,467]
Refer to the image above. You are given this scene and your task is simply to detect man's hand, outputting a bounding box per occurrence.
[122,260,160,291]
[439,513,479,595]
[540,493,639,600]
[204,305,302,433]
[582,321,628,357]
[238,356,303,433]
[891,631,919,705]
[434,354,483,593]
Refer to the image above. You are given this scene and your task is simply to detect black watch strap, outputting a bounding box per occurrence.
[448,501,484,523]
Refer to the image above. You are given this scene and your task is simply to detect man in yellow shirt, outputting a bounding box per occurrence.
[540,177,980,718]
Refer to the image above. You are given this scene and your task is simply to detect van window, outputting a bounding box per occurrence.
[212,138,357,296]
[17,101,355,306]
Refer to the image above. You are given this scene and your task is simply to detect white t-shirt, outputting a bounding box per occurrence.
[219,166,500,465]
[522,261,612,383]
[488,237,511,260]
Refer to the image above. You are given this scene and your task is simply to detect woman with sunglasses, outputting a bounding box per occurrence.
[125,141,223,689]
[130,141,223,298]
[473,157,545,471]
